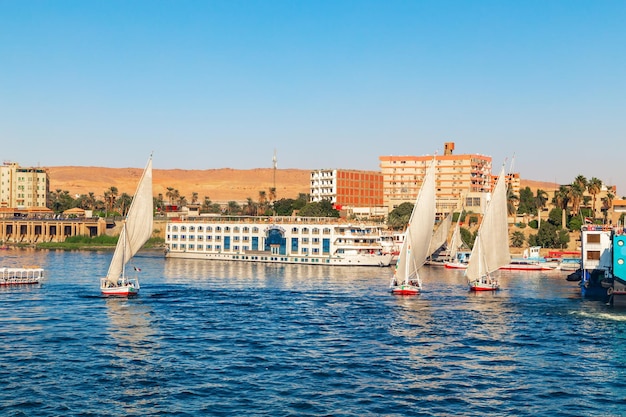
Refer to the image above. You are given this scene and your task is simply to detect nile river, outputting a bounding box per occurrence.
[1,249,625,416]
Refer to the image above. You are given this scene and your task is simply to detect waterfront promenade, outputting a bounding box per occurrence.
[0,216,106,244]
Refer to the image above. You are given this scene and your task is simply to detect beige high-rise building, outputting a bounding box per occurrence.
[379,142,494,215]
[0,162,49,209]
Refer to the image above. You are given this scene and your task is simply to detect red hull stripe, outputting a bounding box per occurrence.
[469,287,499,292]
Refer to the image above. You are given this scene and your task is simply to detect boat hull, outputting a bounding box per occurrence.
[101,285,139,297]
[468,280,500,291]
[100,278,139,297]
[0,279,40,286]
[165,251,392,267]
[390,285,420,295]
[444,262,467,269]
[500,263,556,271]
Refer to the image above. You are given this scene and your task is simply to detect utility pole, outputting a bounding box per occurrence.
[272,149,277,191]
[272,149,277,216]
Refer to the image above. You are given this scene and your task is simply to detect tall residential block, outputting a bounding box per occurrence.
[310,169,384,214]
[379,145,493,214]
[0,162,49,209]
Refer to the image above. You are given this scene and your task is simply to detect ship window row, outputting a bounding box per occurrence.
[168,225,260,233]
[290,227,330,235]
[169,243,323,256]
[168,234,321,245]
[171,244,222,251]
[168,225,333,235]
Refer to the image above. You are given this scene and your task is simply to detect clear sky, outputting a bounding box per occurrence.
[1,1,625,195]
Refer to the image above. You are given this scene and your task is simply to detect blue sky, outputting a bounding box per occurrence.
[1,1,625,195]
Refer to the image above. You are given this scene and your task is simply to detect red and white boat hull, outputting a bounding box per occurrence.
[100,278,139,297]
[468,279,499,291]
[444,262,468,269]
[500,262,557,271]
[390,284,420,295]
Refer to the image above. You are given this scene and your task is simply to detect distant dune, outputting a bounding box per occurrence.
[46,166,558,203]
[46,167,311,203]
[519,179,560,194]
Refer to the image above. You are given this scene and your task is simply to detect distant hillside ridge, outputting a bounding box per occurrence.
[46,166,558,204]
[46,167,311,203]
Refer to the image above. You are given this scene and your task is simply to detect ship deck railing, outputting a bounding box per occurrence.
[168,215,387,227]
[0,267,45,281]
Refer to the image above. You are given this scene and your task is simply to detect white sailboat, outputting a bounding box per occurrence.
[425,211,453,265]
[465,165,510,291]
[443,209,471,269]
[390,158,436,295]
[100,155,154,296]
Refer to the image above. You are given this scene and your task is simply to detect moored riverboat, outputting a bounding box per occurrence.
[580,225,615,301]
[165,216,393,266]
[0,266,45,286]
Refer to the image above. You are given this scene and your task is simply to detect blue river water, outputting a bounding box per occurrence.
[1,248,625,417]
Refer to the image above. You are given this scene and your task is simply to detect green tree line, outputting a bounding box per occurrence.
[48,187,340,219]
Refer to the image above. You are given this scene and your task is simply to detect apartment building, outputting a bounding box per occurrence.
[309,143,521,218]
[309,169,386,217]
[0,162,49,209]
[379,142,494,215]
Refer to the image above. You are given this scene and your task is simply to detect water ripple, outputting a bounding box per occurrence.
[0,251,625,416]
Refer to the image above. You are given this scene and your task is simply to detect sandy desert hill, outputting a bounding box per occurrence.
[46,166,559,204]
[46,166,311,203]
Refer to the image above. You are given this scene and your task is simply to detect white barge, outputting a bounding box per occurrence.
[0,267,45,286]
[165,216,393,267]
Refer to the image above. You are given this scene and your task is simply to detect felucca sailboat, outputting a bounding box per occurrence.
[465,164,510,291]
[390,158,436,295]
[100,155,153,296]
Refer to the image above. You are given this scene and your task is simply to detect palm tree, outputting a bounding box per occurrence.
[258,190,268,215]
[227,200,241,215]
[191,192,199,205]
[49,189,74,213]
[570,175,587,215]
[506,185,519,217]
[87,192,97,209]
[587,177,602,219]
[201,196,212,212]
[165,187,180,206]
[116,193,133,216]
[574,175,588,191]
[269,187,277,215]
[553,185,570,228]
[568,182,585,217]
[511,230,526,248]
[535,189,548,227]
[104,186,119,213]
[156,193,165,212]
[602,187,615,224]
[75,192,97,210]
[245,197,257,216]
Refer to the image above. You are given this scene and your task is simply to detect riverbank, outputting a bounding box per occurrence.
[1,237,165,251]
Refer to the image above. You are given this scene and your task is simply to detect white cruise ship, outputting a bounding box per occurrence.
[164,216,393,267]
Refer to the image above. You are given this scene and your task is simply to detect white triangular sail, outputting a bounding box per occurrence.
[448,212,464,260]
[428,211,452,257]
[394,159,436,287]
[105,156,153,284]
[465,165,510,282]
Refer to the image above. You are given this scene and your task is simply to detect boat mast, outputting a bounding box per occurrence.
[121,222,128,282]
